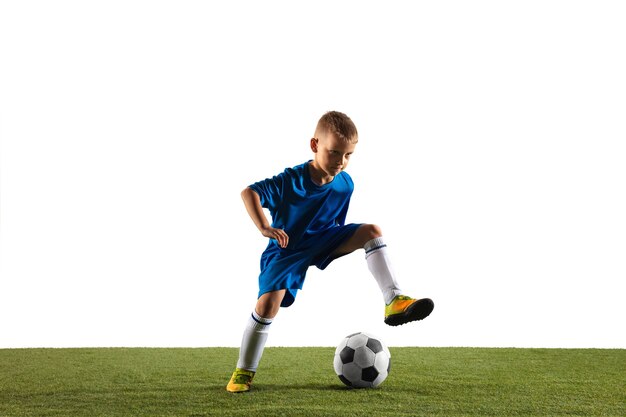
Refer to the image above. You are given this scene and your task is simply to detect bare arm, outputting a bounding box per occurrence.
[241,187,289,248]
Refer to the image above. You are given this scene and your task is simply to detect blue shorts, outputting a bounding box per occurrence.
[258,223,362,307]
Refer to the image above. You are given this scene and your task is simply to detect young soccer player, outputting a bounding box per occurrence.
[226,111,434,393]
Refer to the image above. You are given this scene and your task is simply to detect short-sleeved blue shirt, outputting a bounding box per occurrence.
[249,161,361,307]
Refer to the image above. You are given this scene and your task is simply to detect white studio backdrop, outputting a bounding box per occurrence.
[1,1,625,349]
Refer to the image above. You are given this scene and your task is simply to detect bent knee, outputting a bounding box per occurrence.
[256,290,285,318]
[255,302,280,318]
[360,223,383,240]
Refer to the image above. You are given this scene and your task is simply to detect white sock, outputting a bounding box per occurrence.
[364,237,402,304]
[236,310,272,372]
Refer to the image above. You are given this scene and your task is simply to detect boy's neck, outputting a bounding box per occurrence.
[308,161,334,186]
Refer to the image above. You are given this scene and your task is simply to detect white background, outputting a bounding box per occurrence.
[1,1,625,349]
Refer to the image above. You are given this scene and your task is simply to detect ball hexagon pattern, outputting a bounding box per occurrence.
[333,332,391,388]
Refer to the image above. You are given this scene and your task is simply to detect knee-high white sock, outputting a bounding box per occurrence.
[236,310,272,372]
[364,237,402,304]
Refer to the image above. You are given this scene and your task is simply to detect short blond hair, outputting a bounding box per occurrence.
[314,111,358,143]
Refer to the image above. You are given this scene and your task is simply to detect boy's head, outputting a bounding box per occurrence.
[310,111,358,178]
[313,111,359,144]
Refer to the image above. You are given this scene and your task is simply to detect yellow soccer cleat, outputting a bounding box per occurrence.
[384,295,434,326]
[226,368,256,393]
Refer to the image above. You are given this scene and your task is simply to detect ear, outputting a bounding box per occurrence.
[310,138,319,153]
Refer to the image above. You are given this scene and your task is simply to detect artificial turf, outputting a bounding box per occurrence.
[1,347,624,416]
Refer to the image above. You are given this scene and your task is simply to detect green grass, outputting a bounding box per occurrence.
[0,347,624,416]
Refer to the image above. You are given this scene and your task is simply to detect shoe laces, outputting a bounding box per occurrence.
[233,372,253,385]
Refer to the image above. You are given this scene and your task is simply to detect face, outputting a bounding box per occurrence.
[311,132,357,177]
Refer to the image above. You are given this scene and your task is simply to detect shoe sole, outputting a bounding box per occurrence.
[385,298,434,326]
[226,387,250,393]
[226,383,252,393]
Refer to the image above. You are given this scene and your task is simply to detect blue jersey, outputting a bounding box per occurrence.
[249,161,361,307]
[249,160,354,250]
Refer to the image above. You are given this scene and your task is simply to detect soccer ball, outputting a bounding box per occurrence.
[333,332,391,388]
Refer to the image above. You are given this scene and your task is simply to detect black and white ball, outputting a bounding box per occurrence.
[333,332,391,388]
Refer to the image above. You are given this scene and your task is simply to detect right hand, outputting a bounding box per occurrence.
[261,226,289,248]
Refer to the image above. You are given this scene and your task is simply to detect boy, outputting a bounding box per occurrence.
[226,111,434,393]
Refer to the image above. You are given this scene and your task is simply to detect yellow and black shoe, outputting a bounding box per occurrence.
[226,368,255,393]
[384,295,434,326]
